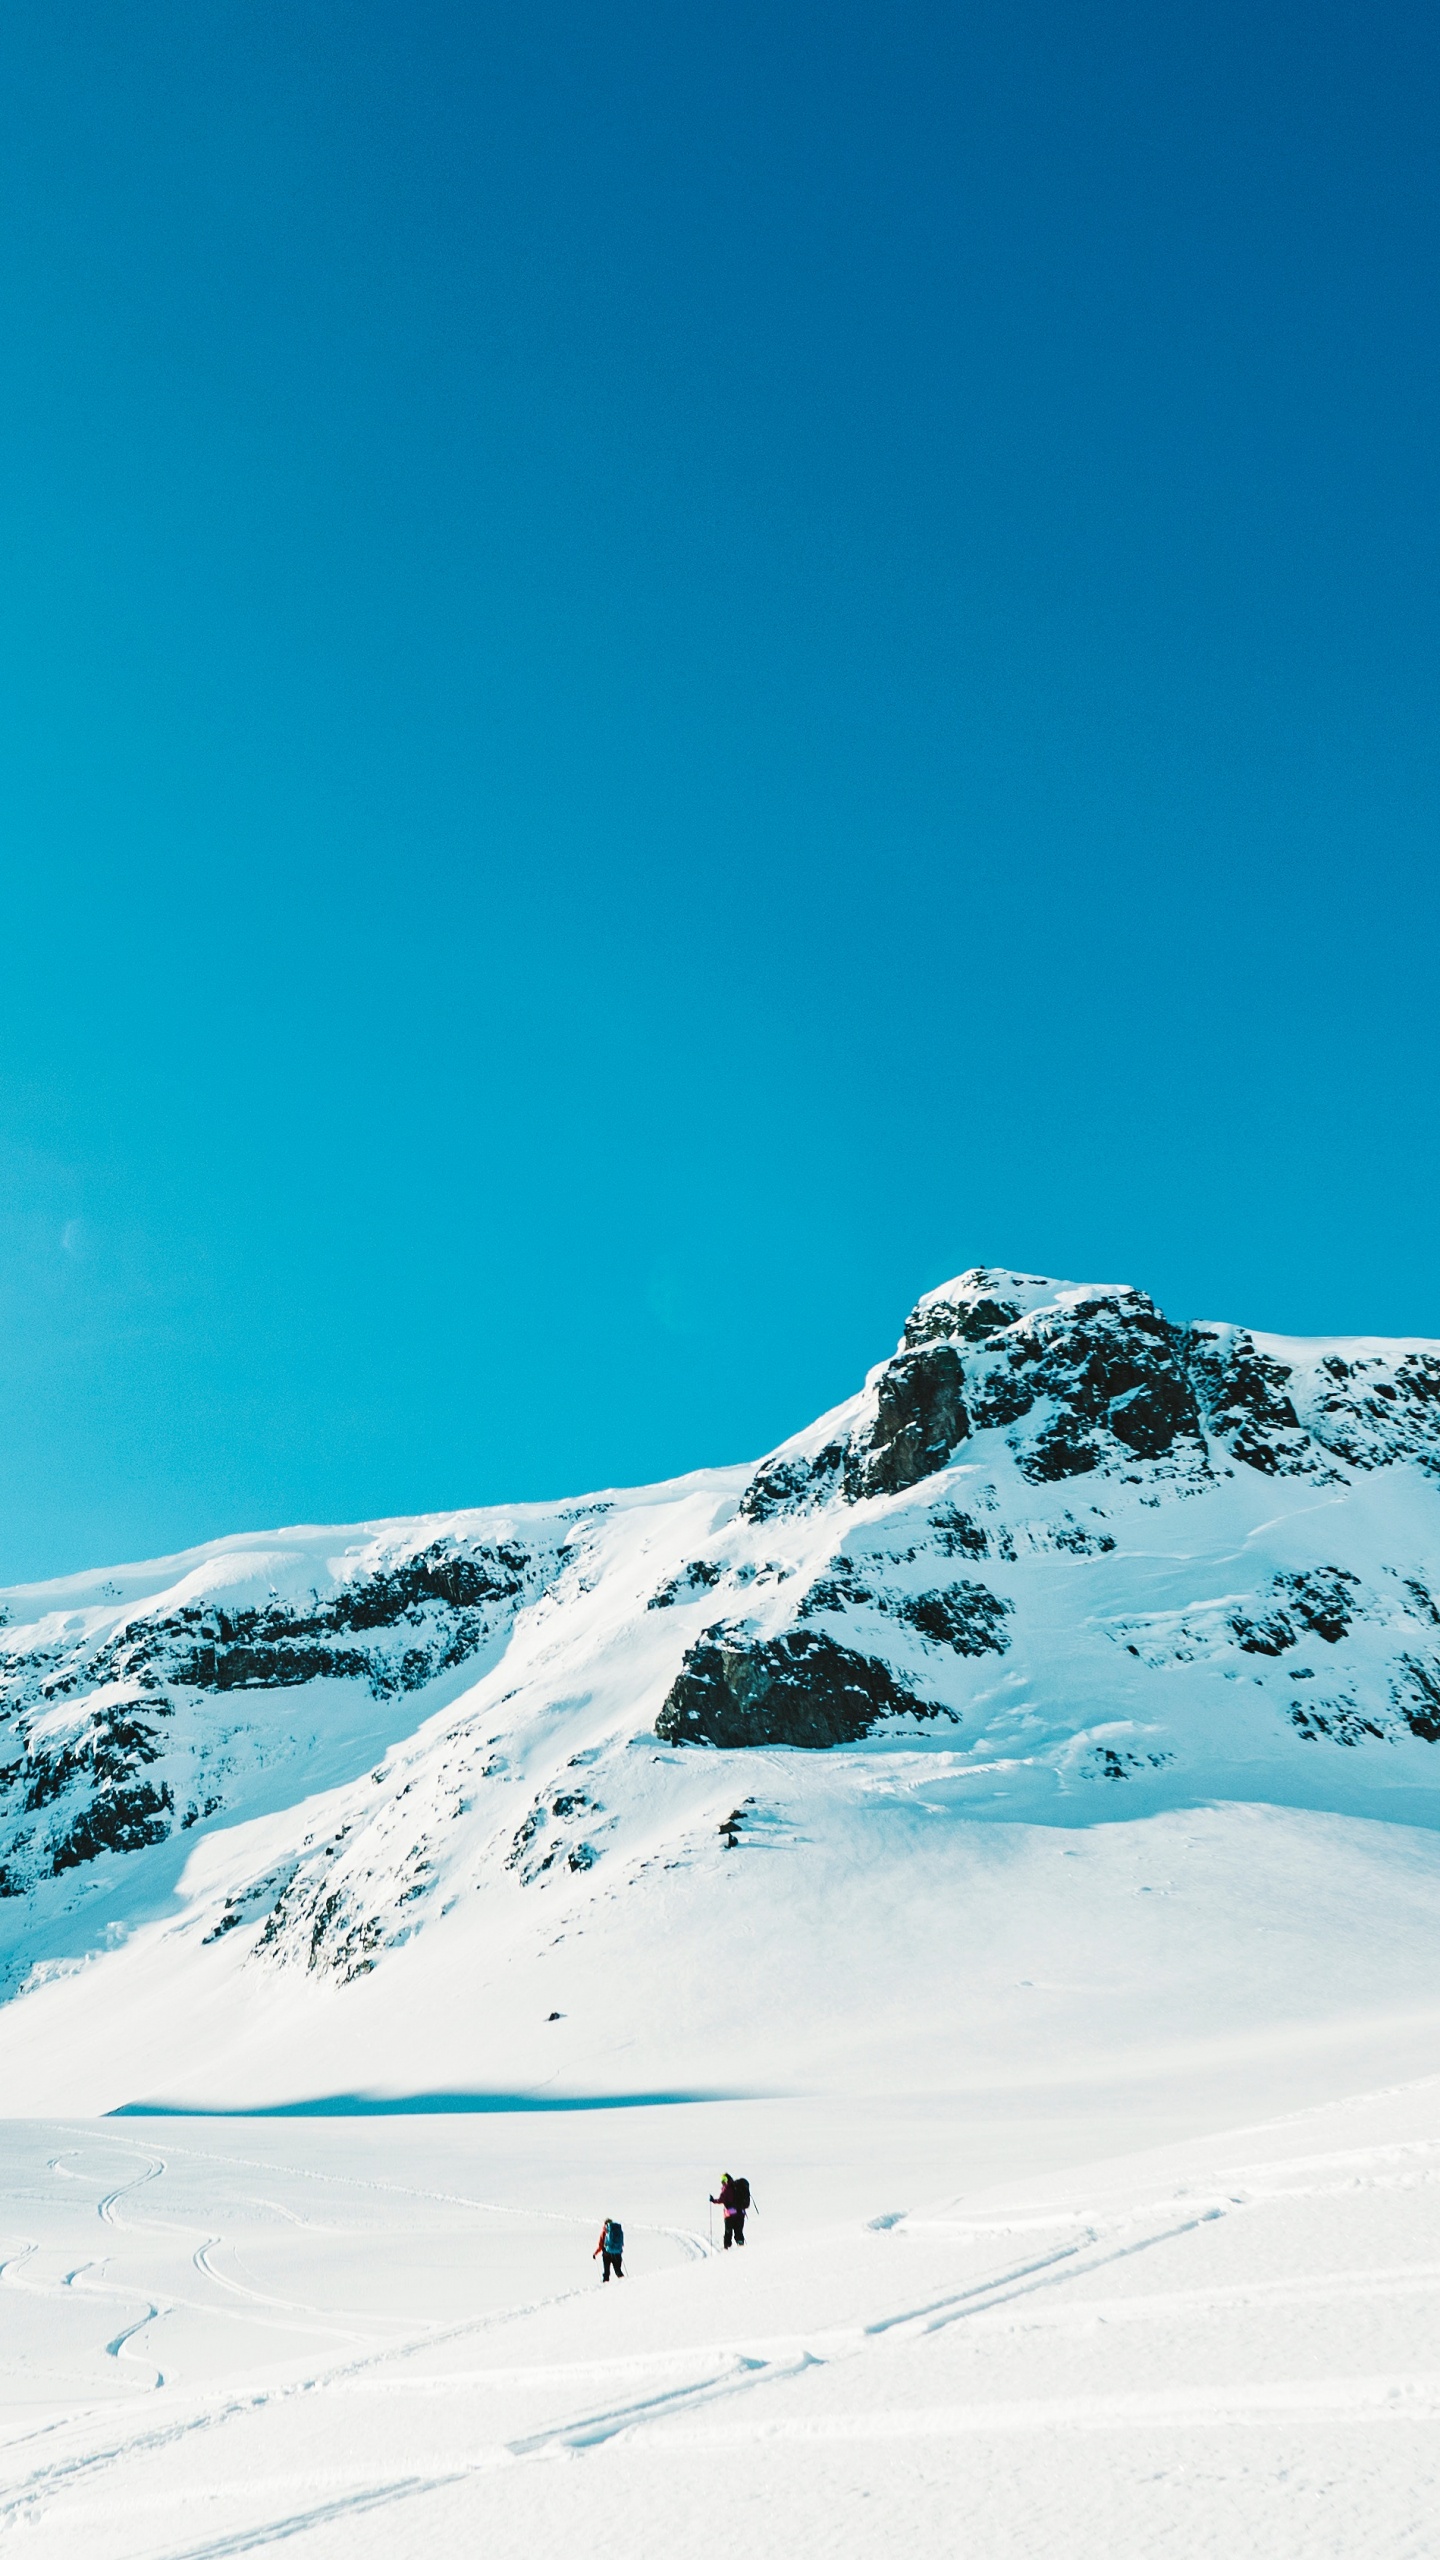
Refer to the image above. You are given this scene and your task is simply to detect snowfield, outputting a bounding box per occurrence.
[5,2056,1440,2557]
[4,1268,1440,2551]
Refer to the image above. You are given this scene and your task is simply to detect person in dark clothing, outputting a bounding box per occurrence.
[593,2216,624,2280]
[710,2173,752,2248]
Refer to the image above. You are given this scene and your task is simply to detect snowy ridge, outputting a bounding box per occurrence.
[2,1264,1440,2113]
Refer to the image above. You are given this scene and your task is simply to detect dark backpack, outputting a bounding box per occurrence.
[731,2178,750,2211]
[604,2220,623,2254]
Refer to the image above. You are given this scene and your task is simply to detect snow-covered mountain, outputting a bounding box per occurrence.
[4,1266,1440,2113]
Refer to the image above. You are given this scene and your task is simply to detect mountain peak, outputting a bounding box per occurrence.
[4,1265,1440,2111]
[901,1267,1142,1351]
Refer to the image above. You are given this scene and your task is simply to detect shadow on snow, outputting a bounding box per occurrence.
[107,2087,742,2117]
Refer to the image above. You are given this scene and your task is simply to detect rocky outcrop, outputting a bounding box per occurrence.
[648,1559,725,1609]
[846,1344,969,1498]
[844,1281,1206,1492]
[902,1272,1030,1348]
[1187,1330,1322,1477]
[739,1440,847,1524]
[1228,1568,1361,1656]
[745,1273,1440,1522]
[1392,1657,1440,1742]
[61,1537,541,1704]
[901,1581,1011,1654]
[0,1696,180,1895]
[798,1553,1012,1656]
[655,1630,946,1750]
[1191,1328,1440,1479]
[0,1529,567,1893]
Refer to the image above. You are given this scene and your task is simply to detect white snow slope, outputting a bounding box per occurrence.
[4,1269,1440,2554]
[4,1263,1440,2117]
[7,2071,1440,2560]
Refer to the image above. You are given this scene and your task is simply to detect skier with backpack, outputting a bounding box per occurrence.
[593,2216,624,2281]
[710,2172,753,2248]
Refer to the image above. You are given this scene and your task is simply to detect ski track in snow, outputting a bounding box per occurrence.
[0,2128,671,2529]
[5,2084,1440,2560]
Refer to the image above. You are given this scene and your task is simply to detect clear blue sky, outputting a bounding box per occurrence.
[2,0,1437,1584]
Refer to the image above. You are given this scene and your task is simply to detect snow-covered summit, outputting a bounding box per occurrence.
[747,1263,1440,1517]
[900,1264,1126,1345]
[3,1265,1440,2111]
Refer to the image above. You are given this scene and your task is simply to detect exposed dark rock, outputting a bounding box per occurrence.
[1013,1293,1202,1468]
[203,1866,293,1945]
[1391,1657,1440,1743]
[739,1440,846,1523]
[1229,1603,1297,1657]
[1230,1567,1360,1657]
[798,1559,1009,1656]
[174,1640,374,1692]
[798,1557,866,1618]
[51,1781,173,1873]
[1289,1699,1387,1746]
[1110,1378,1195,1459]
[306,1894,384,1982]
[848,1344,969,1499]
[329,1541,534,1625]
[1018,1418,1102,1482]
[648,1560,725,1609]
[1188,1330,1316,1475]
[903,1274,1024,1348]
[250,1853,416,1983]
[506,1807,546,1868]
[896,1289,1206,1483]
[762,1272,1439,1537]
[1087,1744,1176,1780]
[928,1505,992,1559]
[655,1630,947,1750]
[1404,1577,1440,1626]
[1045,1516,1116,1556]
[1395,1356,1440,1449]
[0,1530,559,1896]
[21,1701,171,1813]
[1304,1350,1440,1476]
[968,1363,1039,1430]
[897,1581,1011,1655]
[47,1539,537,1705]
[1277,1567,1360,1645]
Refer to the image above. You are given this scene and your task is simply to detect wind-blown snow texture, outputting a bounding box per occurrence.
[3,1267,1440,2115]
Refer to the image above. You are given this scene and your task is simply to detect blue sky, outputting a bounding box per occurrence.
[2,0,1438,1583]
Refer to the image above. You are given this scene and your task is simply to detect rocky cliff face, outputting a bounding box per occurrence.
[0,1520,577,1898]
[3,1267,1440,2036]
[742,1271,1440,1524]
